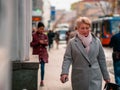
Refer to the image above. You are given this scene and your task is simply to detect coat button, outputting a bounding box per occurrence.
[89,65,91,67]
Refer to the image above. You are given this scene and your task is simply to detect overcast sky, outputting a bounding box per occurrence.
[48,0,81,11]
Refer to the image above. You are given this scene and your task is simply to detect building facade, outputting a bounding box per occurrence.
[71,0,120,20]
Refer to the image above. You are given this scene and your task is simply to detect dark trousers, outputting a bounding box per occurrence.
[113,61,120,85]
[40,60,45,81]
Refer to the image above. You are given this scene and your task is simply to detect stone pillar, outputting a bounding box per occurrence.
[0,0,14,89]
[17,0,31,61]
[11,0,39,90]
[10,0,19,61]
[10,0,32,62]
[12,62,39,90]
[0,0,39,90]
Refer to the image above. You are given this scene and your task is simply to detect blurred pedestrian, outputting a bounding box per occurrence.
[109,25,120,85]
[65,30,70,44]
[47,30,55,50]
[54,31,60,49]
[69,29,77,39]
[30,22,49,87]
[60,17,110,90]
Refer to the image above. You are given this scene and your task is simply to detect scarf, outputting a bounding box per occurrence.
[77,32,92,53]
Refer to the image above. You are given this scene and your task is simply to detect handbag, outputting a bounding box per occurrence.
[104,83,120,90]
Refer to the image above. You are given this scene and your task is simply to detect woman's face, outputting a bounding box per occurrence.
[37,26,44,34]
[77,23,91,37]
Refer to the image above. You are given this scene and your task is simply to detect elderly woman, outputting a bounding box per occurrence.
[60,17,110,90]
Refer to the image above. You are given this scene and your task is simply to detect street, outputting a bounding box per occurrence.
[30,42,115,90]
[1,1,120,90]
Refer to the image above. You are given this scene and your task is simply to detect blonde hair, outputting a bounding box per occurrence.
[75,17,91,29]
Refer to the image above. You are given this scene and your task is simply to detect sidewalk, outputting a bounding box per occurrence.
[29,42,115,90]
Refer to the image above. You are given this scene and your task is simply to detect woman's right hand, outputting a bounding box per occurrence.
[39,40,44,44]
[104,79,111,83]
[60,74,68,83]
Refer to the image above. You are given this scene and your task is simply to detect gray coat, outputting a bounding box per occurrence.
[61,34,110,90]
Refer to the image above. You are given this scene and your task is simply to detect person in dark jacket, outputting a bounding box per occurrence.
[109,26,120,85]
[47,30,55,50]
[30,22,48,86]
[54,31,60,49]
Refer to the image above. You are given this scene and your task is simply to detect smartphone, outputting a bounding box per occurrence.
[64,78,68,83]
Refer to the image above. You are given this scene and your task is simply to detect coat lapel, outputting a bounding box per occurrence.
[87,35,97,59]
[87,41,93,58]
[74,37,91,65]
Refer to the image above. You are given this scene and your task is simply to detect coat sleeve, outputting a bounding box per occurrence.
[30,34,39,47]
[40,35,48,46]
[97,39,110,80]
[61,40,72,75]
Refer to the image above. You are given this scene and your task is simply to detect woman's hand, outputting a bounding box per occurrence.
[39,40,44,44]
[104,79,110,83]
[60,74,68,83]
[39,40,48,45]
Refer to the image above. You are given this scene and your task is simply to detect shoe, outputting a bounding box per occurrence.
[40,81,44,87]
